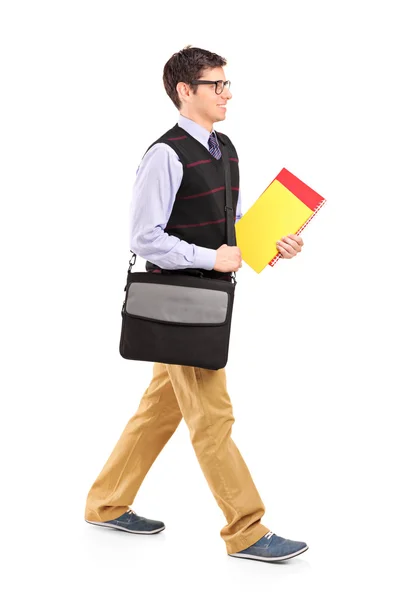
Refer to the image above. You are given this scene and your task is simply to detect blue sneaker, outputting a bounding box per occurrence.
[228,531,308,562]
[85,509,165,535]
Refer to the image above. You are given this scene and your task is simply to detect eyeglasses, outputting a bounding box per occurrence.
[190,79,231,95]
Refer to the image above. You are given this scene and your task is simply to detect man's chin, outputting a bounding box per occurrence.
[214,113,226,123]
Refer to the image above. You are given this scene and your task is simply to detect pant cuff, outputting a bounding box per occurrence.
[84,506,129,522]
[226,524,270,555]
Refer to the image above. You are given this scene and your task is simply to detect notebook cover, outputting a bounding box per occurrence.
[235,168,326,273]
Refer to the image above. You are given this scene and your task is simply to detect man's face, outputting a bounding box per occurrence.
[182,66,233,126]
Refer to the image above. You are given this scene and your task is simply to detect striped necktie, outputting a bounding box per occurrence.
[208,131,222,159]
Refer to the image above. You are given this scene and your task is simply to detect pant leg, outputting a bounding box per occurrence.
[165,364,270,555]
[85,362,182,522]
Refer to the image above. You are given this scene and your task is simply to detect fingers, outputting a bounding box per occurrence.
[276,241,292,258]
[283,236,301,252]
[276,239,298,258]
[235,261,243,271]
[286,234,304,247]
[277,236,302,254]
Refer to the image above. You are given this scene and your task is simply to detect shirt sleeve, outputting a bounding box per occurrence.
[235,188,243,222]
[129,143,217,270]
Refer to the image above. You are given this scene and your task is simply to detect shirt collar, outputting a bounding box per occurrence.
[177,114,215,150]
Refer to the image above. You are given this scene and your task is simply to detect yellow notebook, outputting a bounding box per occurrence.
[235,168,326,273]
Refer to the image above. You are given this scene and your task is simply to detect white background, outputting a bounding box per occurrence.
[1,1,400,598]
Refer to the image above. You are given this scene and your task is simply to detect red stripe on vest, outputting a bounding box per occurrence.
[166,217,226,230]
[177,186,239,200]
[186,159,212,168]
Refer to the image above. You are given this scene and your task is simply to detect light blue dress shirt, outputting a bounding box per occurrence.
[129,114,243,270]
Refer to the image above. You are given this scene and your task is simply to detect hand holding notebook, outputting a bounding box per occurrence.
[235,168,326,273]
[276,233,304,259]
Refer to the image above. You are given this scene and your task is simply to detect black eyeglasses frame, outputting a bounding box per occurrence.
[190,80,231,95]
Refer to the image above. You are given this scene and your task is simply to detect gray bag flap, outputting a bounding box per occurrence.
[125,281,229,325]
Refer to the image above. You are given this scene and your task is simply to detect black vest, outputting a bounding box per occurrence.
[143,123,239,280]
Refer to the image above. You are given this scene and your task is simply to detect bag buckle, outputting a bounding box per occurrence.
[128,252,137,273]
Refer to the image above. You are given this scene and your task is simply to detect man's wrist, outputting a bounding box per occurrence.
[192,246,217,270]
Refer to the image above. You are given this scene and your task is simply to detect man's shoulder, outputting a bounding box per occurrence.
[149,123,181,145]
[144,141,178,157]
[142,123,182,156]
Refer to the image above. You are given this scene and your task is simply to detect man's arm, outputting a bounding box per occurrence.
[129,144,218,270]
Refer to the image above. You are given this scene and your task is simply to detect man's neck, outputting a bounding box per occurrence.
[179,112,213,133]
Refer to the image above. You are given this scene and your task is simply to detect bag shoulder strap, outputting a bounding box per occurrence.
[218,135,237,248]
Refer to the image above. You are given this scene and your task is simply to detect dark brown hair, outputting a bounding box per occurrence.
[163,45,227,110]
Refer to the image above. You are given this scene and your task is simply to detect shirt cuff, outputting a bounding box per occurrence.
[192,246,217,270]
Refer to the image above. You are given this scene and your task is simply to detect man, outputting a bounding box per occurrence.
[85,46,307,563]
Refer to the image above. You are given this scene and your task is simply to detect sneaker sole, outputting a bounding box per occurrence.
[228,545,308,562]
[85,519,165,535]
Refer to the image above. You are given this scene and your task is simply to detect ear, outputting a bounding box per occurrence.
[176,81,191,103]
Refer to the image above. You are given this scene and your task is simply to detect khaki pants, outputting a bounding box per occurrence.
[85,363,269,554]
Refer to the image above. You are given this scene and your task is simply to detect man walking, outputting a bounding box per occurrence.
[85,46,307,562]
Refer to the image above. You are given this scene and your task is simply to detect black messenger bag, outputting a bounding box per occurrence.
[119,140,238,370]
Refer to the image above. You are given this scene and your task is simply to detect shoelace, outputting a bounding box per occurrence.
[127,508,136,515]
